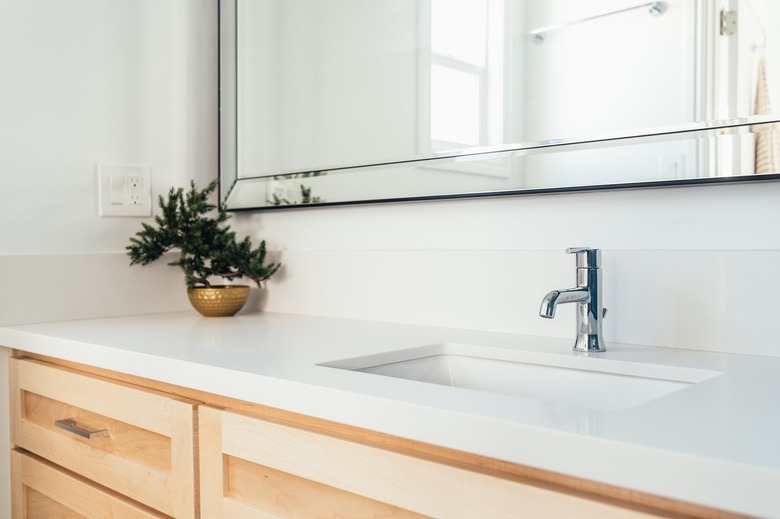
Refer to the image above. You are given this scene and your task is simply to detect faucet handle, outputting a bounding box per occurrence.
[566,247,601,268]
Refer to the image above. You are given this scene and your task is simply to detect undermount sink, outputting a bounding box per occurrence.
[320,343,720,411]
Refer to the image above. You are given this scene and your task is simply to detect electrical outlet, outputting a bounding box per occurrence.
[97,164,152,217]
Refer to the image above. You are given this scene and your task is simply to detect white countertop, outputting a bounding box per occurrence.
[2,311,778,517]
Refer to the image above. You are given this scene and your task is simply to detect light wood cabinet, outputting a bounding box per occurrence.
[198,406,663,518]
[9,353,731,519]
[10,358,198,518]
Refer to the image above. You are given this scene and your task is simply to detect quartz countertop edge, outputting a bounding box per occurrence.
[1,311,778,517]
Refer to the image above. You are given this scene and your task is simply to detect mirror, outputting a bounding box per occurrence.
[220,0,780,210]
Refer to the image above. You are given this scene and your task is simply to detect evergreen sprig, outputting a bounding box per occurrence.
[127,180,281,289]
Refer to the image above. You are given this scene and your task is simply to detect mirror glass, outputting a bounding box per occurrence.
[220,0,780,210]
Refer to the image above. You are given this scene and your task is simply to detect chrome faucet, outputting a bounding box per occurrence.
[540,247,607,352]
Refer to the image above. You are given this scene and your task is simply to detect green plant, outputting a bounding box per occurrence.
[267,171,325,206]
[127,180,281,289]
[269,184,322,206]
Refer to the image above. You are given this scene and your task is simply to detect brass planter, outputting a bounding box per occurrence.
[187,285,250,317]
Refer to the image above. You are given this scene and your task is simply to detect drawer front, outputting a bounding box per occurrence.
[10,358,198,518]
[11,450,165,519]
[198,406,660,519]
[198,406,425,518]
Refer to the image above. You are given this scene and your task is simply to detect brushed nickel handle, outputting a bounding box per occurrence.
[54,418,109,440]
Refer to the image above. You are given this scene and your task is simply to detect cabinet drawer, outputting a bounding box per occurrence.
[10,358,198,518]
[198,406,659,519]
[198,406,424,518]
[11,450,165,518]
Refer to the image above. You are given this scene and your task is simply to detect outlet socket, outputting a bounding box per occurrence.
[98,164,152,217]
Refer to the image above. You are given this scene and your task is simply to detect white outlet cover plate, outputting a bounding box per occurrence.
[97,163,152,217]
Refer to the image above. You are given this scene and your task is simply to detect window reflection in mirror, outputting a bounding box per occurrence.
[428,0,500,150]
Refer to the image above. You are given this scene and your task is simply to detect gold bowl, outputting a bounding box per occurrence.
[187,285,250,317]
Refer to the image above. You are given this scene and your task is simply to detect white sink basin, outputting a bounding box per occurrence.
[320,343,720,411]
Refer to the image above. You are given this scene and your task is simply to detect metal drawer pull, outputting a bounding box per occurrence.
[54,418,109,439]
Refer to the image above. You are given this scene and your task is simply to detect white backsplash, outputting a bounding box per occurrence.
[2,182,777,358]
[607,250,780,356]
[258,248,780,357]
[233,180,780,358]
[0,253,191,326]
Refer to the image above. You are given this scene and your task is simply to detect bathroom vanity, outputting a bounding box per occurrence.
[2,311,778,517]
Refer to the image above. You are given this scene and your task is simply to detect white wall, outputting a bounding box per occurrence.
[0,0,216,330]
[0,0,216,255]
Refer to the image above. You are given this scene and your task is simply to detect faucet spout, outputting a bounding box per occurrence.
[539,288,590,318]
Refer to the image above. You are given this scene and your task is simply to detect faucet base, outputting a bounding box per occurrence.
[573,334,606,353]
